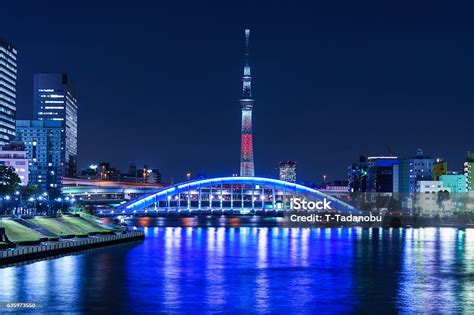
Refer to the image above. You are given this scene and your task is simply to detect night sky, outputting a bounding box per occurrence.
[1,0,472,183]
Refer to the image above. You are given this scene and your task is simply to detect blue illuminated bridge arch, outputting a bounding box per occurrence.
[116,177,356,214]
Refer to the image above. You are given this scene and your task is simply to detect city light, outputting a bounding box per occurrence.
[124,177,354,211]
[0,15,471,315]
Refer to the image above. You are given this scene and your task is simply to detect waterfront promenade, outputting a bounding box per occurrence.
[0,230,144,265]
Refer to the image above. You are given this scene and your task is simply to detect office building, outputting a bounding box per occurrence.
[279,161,296,182]
[15,120,62,191]
[366,156,399,192]
[440,174,467,193]
[415,180,451,213]
[465,152,474,192]
[33,73,78,177]
[0,37,17,145]
[0,140,28,185]
[399,149,434,193]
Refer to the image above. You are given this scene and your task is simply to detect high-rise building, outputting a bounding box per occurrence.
[239,29,255,177]
[0,37,17,145]
[0,140,28,185]
[15,120,63,191]
[464,151,474,191]
[398,149,434,193]
[366,156,399,192]
[279,161,296,182]
[33,73,78,177]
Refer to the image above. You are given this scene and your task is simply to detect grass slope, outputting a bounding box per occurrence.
[0,220,46,243]
[28,216,111,237]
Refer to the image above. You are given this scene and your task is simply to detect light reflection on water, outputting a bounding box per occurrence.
[1,227,474,313]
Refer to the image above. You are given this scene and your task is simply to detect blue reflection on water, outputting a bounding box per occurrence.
[1,227,474,314]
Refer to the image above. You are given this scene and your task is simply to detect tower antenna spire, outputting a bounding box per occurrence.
[245,29,250,66]
[239,29,255,177]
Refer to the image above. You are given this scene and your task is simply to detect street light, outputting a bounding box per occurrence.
[4,195,10,215]
[42,192,50,215]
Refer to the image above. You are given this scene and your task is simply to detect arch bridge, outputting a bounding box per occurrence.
[115,177,356,215]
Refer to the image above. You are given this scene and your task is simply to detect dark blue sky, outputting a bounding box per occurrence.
[1,0,472,182]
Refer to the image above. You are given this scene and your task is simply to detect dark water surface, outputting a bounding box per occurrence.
[1,225,474,314]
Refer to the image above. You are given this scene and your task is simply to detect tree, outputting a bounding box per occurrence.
[20,185,41,199]
[0,165,21,195]
[437,190,450,211]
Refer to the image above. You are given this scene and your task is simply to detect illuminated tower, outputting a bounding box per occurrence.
[240,29,255,177]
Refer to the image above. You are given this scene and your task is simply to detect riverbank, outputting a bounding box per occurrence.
[0,230,144,265]
[0,214,117,245]
[0,214,144,265]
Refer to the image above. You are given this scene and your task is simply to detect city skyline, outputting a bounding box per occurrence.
[0,1,472,182]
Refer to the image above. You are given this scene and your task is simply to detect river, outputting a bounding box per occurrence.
[1,221,474,313]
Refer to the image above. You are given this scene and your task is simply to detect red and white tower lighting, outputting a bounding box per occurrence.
[240,29,255,177]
